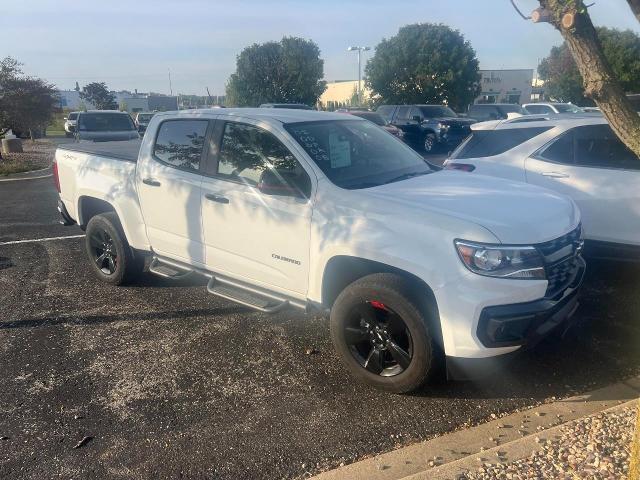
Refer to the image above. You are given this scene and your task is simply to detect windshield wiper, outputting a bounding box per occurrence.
[384,171,430,185]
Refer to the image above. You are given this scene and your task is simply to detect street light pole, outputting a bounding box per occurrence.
[347,46,370,105]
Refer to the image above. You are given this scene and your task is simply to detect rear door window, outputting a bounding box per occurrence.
[153,120,208,172]
[539,131,574,164]
[451,127,551,159]
[573,125,640,170]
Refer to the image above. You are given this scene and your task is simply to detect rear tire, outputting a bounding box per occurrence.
[330,273,439,393]
[84,212,141,285]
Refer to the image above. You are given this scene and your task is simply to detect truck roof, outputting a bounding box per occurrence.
[155,108,357,124]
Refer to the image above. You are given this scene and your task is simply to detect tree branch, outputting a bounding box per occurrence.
[628,0,640,22]
[509,0,531,19]
[538,0,640,158]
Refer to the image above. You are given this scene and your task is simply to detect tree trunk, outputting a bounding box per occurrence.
[628,0,640,23]
[540,0,640,158]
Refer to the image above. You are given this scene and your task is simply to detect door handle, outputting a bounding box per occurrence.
[205,193,229,204]
[142,178,161,186]
[541,171,570,178]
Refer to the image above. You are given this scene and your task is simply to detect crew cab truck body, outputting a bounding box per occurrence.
[55,109,585,393]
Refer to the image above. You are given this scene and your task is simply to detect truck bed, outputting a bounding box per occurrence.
[57,139,142,162]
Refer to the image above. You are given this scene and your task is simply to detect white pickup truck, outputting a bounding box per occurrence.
[54,108,585,393]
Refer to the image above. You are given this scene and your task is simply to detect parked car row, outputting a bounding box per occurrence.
[443,115,640,261]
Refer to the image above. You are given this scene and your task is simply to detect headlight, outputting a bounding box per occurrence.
[437,122,450,131]
[454,240,545,279]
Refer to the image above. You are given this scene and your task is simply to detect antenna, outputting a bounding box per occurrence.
[168,68,173,96]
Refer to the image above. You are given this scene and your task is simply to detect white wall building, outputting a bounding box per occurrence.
[475,69,534,105]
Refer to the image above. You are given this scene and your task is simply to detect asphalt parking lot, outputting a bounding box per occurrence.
[1,168,639,479]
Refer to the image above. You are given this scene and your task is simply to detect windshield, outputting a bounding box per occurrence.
[350,112,386,126]
[78,113,135,132]
[137,114,154,122]
[285,120,432,190]
[68,112,78,120]
[553,103,584,113]
[420,106,457,118]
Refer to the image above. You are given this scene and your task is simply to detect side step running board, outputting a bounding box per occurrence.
[148,255,307,313]
[148,257,194,280]
[207,277,290,313]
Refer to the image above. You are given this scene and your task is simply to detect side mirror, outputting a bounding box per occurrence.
[63,117,68,121]
[412,115,422,123]
[257,170,304,198]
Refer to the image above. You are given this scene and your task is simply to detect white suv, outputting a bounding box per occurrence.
[523,103,587,115]
[444,116,640,260]
[63,111,80,137]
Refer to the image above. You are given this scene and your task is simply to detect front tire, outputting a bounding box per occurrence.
[423,133,438,153]
[84,212,140,285]
[330,273,439,393]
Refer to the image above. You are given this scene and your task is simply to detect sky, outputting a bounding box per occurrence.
[2,0,638,96]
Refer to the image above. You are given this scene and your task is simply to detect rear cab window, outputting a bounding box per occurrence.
[451,127,551,159]
[78,112,136,132]
[153,119,209,172]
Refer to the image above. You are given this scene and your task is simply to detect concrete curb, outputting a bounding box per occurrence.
[310,376,640,480]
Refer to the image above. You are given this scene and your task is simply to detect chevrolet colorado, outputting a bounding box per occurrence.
[54,108,585,393]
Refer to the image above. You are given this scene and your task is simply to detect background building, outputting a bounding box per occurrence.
[319,80,371,110]
[474,69,534,105]
[57,89,178,113]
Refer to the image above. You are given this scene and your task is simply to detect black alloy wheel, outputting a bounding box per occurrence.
[89,228,118,275]
[344,300,413,377]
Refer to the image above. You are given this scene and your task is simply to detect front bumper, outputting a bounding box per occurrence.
[477,257,585,349]
[446,257,586,380]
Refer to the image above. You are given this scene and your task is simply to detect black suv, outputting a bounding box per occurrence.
[377,105,475,153]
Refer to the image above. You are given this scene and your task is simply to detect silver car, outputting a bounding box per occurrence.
[75,111,140,142]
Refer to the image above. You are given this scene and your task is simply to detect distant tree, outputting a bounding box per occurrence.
[539,27,640,104]
[225,37,326,107]
[79,82,117,109]
[365,23,480,111]
[0,56,58,140]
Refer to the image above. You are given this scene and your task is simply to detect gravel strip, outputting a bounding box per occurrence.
[460,405,637,480]
[0,139,55,175]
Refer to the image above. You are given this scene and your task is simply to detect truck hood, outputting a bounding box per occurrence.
[362,171,579,244]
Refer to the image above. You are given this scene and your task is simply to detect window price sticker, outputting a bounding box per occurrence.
[329,133,351,168]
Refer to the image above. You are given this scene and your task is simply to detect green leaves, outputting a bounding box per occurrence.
[225,37,326,107]
[365,23,480,111]
[540,27,640,103]
[79,82,117,110]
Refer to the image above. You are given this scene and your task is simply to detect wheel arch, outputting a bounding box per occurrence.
[321,255,443,348]
[77,196,116,228]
